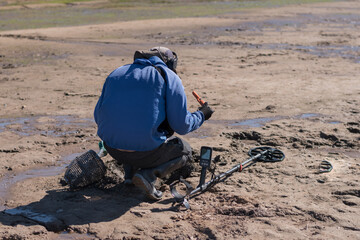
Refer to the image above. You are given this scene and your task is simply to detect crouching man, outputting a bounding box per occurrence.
[94,47,213,200]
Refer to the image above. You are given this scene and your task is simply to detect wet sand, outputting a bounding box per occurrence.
[0,0,359,239]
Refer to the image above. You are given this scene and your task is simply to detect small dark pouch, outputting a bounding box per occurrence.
[153,65,174,138]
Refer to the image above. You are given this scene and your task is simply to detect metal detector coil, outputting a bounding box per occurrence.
[64,150,106,189]
[248,146,285,162]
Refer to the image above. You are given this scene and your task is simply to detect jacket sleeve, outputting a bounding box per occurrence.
[165,73,204,135]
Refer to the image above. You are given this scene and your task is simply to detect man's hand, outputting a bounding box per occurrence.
[199,103,214,121]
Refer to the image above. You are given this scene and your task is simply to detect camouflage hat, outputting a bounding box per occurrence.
[134,46,178,73]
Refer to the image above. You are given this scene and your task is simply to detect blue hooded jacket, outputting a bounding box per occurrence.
[94,56,204,151]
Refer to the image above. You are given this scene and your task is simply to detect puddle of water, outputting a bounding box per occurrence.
[0,151,99,238]
[227,113,323,128]
[204,113,328,131]
[4,205,95,237]
[189,113,327,137]
[294,45,360,63]
[247,43,360,63]
[5,207,96,236]
[230,116,286,127]
[56,232,95,240]
[0,114,96,211]
[5,206,99,236]
[194,37,360,63]
[215,13,360,63]
[328,121,342,124]
[0,115,95,137]
[224,12,360,32]
[295,113,321,119]
[237,19,305,32]
[0,153,81,211]
[5,207,59,224]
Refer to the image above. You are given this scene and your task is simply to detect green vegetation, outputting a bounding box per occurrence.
[0,0,337,31]
[0,0,93,6]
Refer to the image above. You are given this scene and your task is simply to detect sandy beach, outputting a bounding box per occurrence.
[0,0,359,239]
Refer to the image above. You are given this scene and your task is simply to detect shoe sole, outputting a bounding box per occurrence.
[132,174,161,201]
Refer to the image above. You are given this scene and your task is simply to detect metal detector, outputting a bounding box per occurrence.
[170,146,285,209]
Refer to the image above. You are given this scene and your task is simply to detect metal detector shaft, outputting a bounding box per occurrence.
[187,149,269,198]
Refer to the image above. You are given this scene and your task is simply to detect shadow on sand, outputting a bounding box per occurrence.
[0,184,145,232]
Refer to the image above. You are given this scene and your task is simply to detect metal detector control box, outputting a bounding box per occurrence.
[198,146,212,187]
[200,146,212,168]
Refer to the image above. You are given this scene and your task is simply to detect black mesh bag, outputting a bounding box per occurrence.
[64,150,106,189]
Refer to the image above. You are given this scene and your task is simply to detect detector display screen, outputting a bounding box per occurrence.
[200,146,212,168]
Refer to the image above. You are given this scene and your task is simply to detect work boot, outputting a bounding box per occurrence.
[123,164,137,185]
[132,170,162,200]
[132,156,186,200]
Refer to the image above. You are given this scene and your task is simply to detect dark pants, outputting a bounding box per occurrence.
[104,136,192,169]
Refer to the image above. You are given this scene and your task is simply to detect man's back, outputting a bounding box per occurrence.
[94,57,168,151]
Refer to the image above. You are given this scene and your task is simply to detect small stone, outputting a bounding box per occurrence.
[219,160,227,166]
[130,209,151,217]
[5,166,13,171]
[317,179,326,183]
[265,105,276,111]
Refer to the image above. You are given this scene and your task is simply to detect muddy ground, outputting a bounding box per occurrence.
[0,0,359,239]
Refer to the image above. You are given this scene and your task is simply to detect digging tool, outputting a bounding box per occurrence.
[170,146,285,209]
[192,90,206,106]
[192,90,214,120]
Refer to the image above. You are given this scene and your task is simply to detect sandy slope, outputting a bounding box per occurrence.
[0,1,359,239]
